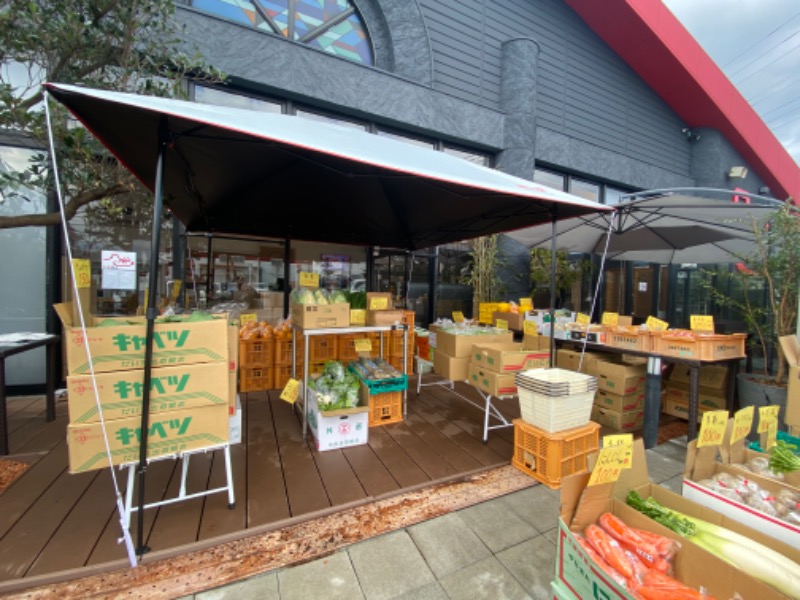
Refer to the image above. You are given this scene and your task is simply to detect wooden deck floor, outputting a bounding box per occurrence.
[0,377,519,591]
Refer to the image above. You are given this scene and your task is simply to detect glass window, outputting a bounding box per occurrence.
[192,0,374,65]
[533,168,566,191]
[376,129,436,149]
[295,108,367,130]
[443,145,492,167]
[194,85,284,113]
[570,178,600,203]
[604,187,629,205]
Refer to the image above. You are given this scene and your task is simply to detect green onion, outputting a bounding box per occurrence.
[768,440,800,474]
[626,491,800,598]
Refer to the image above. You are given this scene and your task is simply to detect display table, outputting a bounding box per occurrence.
[0,333,60,455]
[555,338,741,448]
[292,324,409,440]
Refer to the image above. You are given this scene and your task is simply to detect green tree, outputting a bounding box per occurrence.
[529,248,589,309]
[0,0,223,231]
[461,235,505,309]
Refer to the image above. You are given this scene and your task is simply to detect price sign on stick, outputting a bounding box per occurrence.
[280,378,300,404]
[72,259,91,289]
[697,410,729,447]
[354,338,372,353]
[298,272,319,288]
[576,313,591,326]
[369,296,389,310]
[588,446,629,486]
[603,434,633,469]
[645,316,668,331]
[765,420,778,450]
[601,312,619,326]
[519,297,533,312]
[523,321,538,335]
[495,318,508,331]
[452,311,465,323]
[757,405,781,434]
[731,406,755,444]
[690,315,715,332]
[240,313,257,324]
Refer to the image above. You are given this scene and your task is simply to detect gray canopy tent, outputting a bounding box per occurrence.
[44,82,610,559]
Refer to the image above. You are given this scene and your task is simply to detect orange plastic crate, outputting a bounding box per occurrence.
[381,330,413,357]
[274,338,294,366]
[337,332,380,361]
[604,328,653,352]
[368,390,403,426]
[295,335,338,362]
[652,332,746,361]
[274,365,292,390]
[389,355,413,375]
[239,338,275,367]
[511,419,600,489]
[239,365,274,392]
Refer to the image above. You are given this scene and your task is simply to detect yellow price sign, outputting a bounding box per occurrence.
[645,316,669,331]
[350,309,366,325]
[170,279,183,301]
[757,405,781,433]
[601,312,619,326]
[765,420,778,450]
[603,434,633,469]
[588,446,629,486]
[523,320,538,335]
[697,410,729,447]
[240,313,257,324]
[354,338,373,353]
[298,272,319,288]
[72,259,91,289]
[280,378,300,404]
[369,296,389,310]
[731,406,755,444]
[519,297,533,311]
[690,315,715,332]
[453,311,465,323]
[495,318,508,331]
[576,313,591,326]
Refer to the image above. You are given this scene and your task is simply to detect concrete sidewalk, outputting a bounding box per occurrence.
[185,439,687,600]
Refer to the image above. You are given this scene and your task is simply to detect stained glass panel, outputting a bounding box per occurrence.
[294,0,349,40]
[193,0,271,31]
[306,14,372,64]
[257,0,290,36]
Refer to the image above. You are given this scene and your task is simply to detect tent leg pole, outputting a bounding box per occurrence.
[549,212,557,367]
[136,117,168,557]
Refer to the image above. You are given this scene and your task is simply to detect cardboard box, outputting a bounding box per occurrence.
[436,329,514,358]
[556,440,800,600]
[467,363,517,397]
[291,302,350,329]
[779,335,800,427]
[66,404,230,473]
[365,309,406,326]
[668,363,730,390]
[723,435,800,490]
[492,311,525,331]
[661,395,706,423]
[433,349,469,381]
[470,343,549,373]
[684,440,800,550]
[592,358,646,394]
[555,349,611,374]
[366,292,393,310]
[663,382,727,411]
[592,389,645,412]
[521,334,551,352]
[67,361,230,424]
[590,404,644,431]
[55,303,230,375]
[306,387,369,451]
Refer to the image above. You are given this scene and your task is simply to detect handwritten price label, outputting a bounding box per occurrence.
[645,316,669,331]
[603,434,633,469]
[72,259,91,289]
[588,446,629,486]
[453,311,465,323]
[523,321,538,335]
[731,406,755,444]
[369,296,389,310]
[280,378,300,404]
[299,272,319,288]
[765,420,778,450]
[240,313,257,324]
[354,338,372,353]
[350,309,366,325]
[601,312,619,326]
[170,279,182,301]
[576,313,591,326]
[758,405,781,433]
[495,318,508,331]
[697,410,729,447]
[519,297,533,311]
[690,315,715,332]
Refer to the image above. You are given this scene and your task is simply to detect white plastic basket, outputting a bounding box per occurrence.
[515,369,596,433]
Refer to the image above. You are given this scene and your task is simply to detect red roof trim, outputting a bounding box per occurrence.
[565,0,800,202]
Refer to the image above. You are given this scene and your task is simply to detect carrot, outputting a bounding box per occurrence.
[585,524,635,580]
[640,570,716,600]
[623,548,650,583]
[631,526,680,559]
[575,535,628,588]
[598,512,660,557]
[631,583,709,600]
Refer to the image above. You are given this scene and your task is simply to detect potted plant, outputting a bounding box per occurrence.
[703,200,800,429]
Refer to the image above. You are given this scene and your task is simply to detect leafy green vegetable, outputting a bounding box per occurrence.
[769,440,800,473]
[626,491,696,537]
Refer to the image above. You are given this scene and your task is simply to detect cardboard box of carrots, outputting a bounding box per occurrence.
[554,439,800,599]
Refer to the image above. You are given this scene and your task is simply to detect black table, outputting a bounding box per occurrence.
[555,338,740,448]
[0,334,60,455]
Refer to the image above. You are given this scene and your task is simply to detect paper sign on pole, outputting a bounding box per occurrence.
[697,410,728,447]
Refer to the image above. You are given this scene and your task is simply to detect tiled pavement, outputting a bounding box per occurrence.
[185,439,687,600]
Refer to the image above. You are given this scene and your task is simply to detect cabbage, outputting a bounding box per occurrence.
[328,290,348,304]
[314,289,329,305]
[291,287,317,305]
[322,360,345,382]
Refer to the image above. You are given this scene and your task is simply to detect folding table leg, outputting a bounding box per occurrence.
[123,464,136,530]
[224,444,235,509]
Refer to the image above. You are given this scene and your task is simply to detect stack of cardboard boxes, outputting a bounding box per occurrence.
[662,363,729,422]
[467,336,550,397]
[57,303,237,473]
[433,327,514,382]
